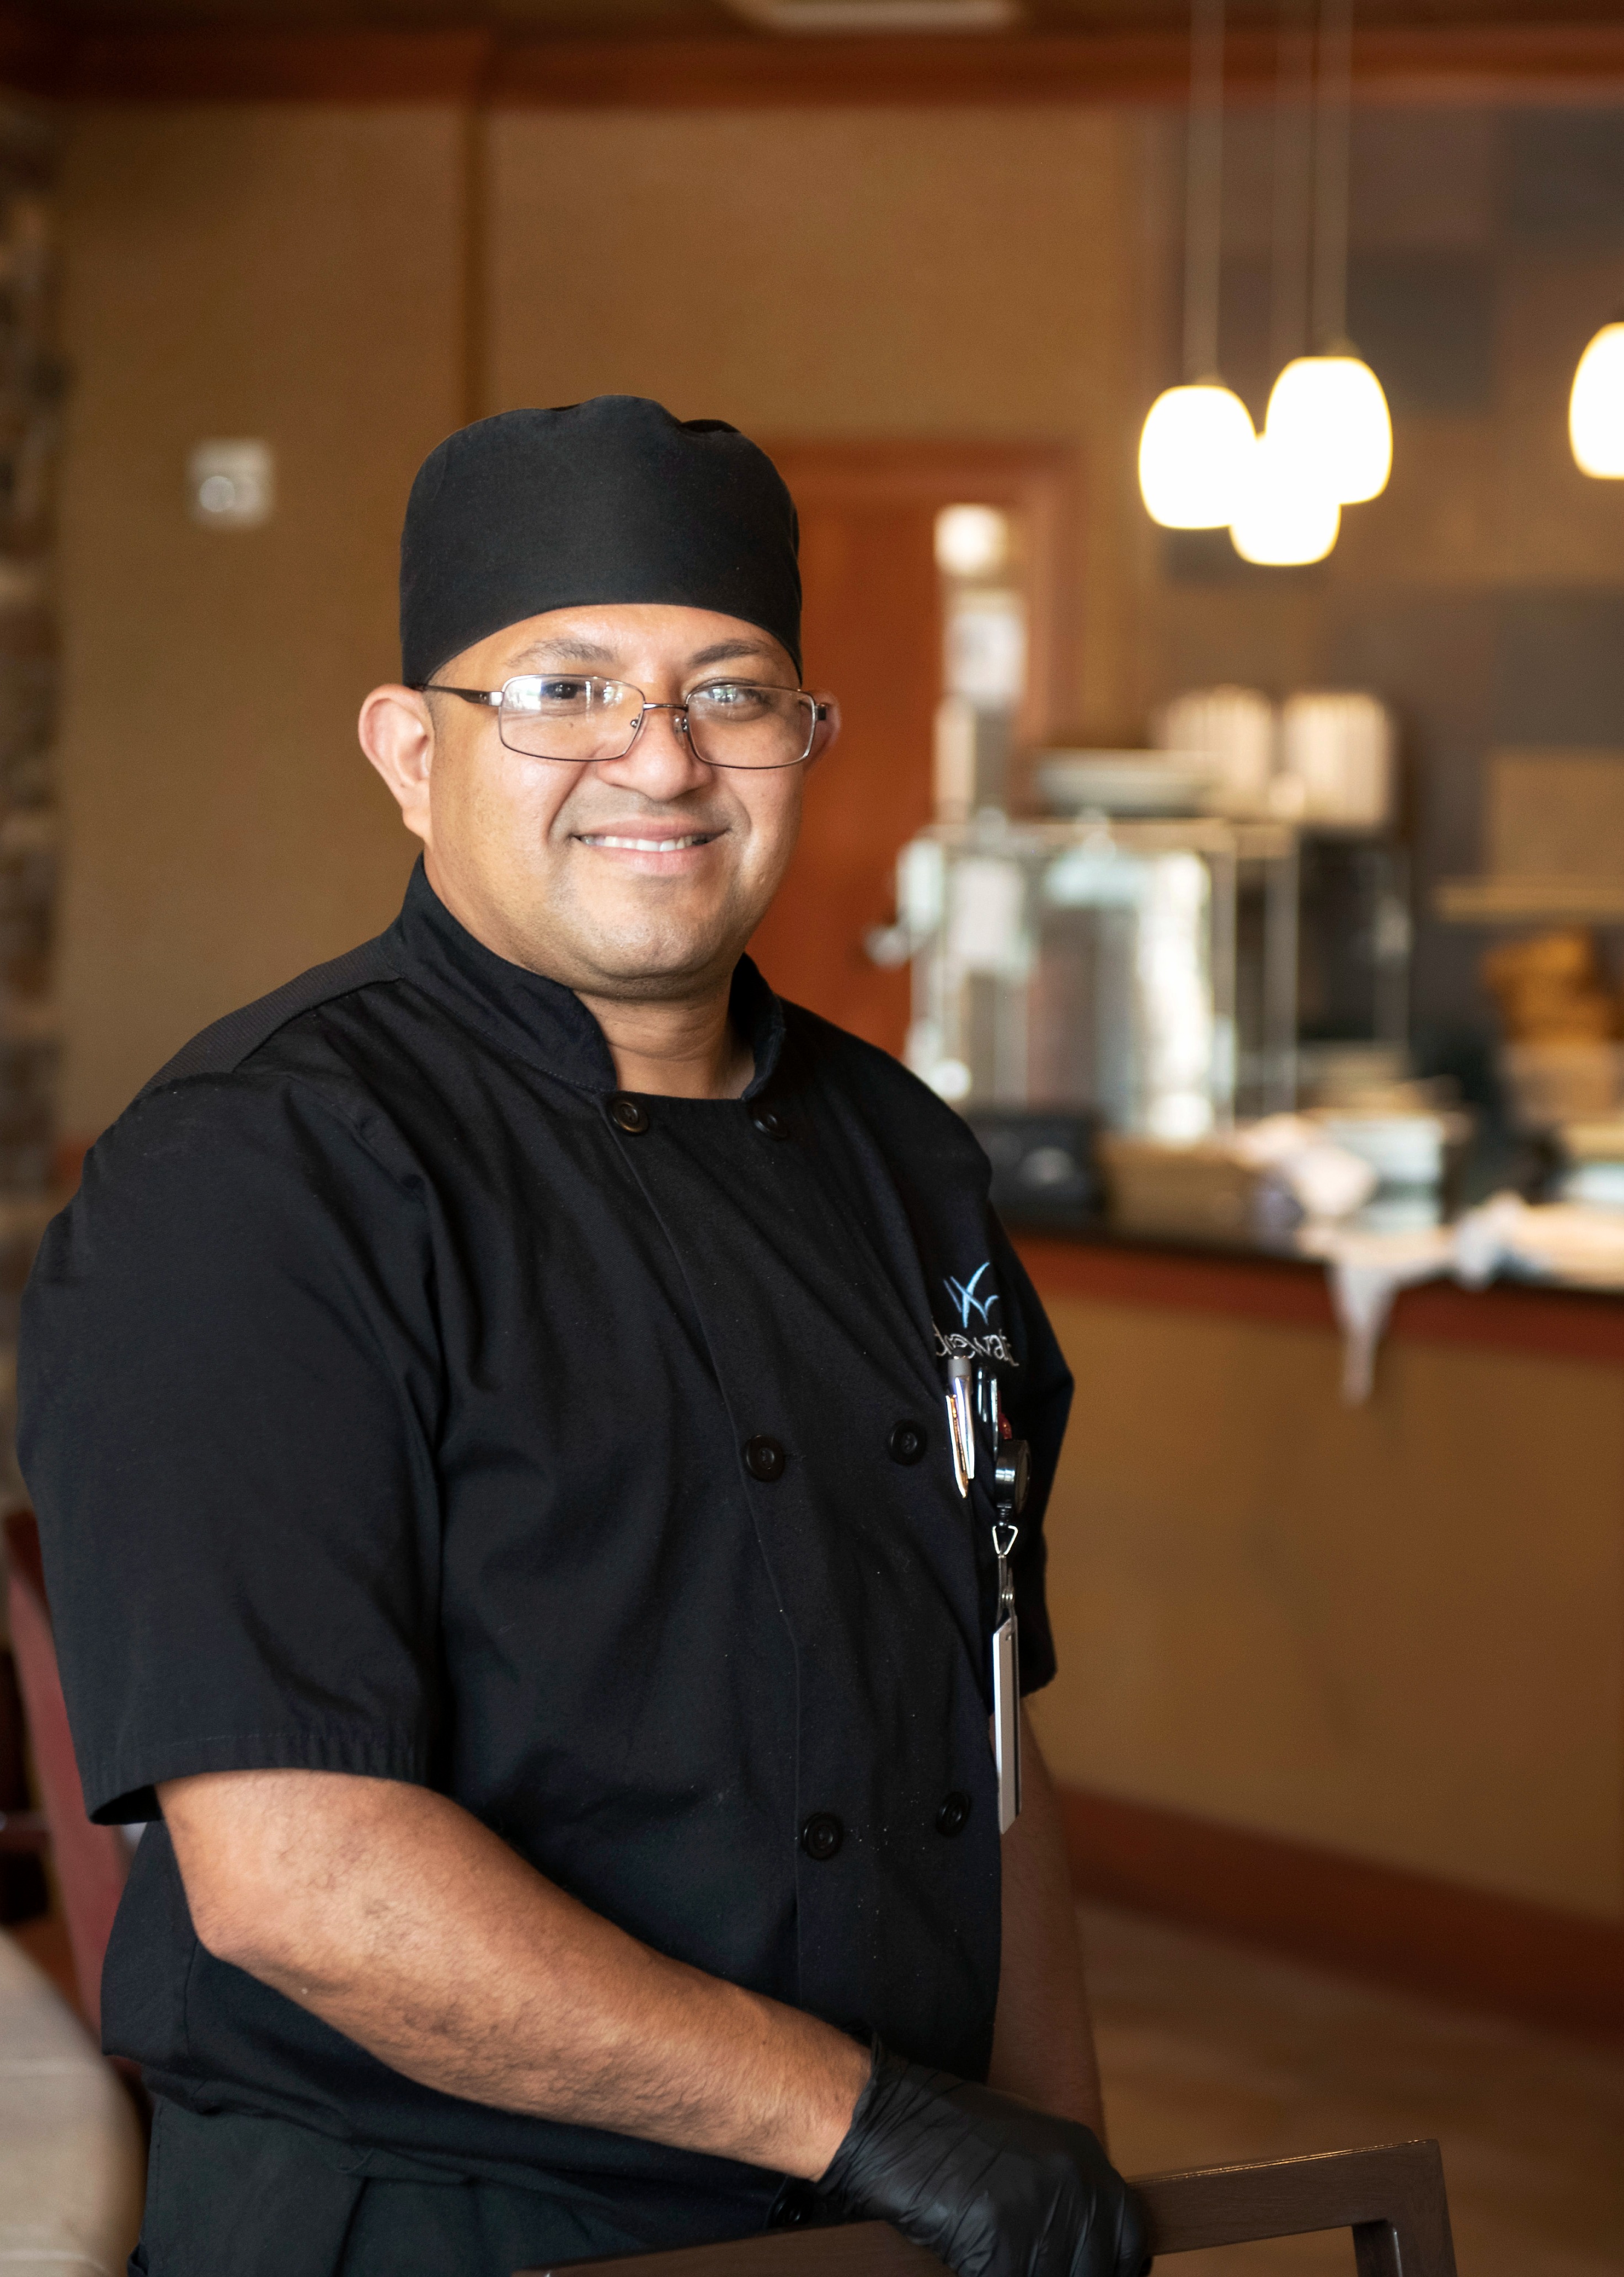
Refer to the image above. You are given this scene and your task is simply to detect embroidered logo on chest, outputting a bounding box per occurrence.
[933,1263,1016,1364]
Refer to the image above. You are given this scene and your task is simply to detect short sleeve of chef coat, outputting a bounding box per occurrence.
[17,1071,442,1825]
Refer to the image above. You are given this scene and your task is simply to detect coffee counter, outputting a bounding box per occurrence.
[1012,1223,1624,2038]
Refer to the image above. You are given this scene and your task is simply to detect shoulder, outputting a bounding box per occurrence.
[73,935,420,1218]
[138,933,404,1095]
[778,999,989,1181]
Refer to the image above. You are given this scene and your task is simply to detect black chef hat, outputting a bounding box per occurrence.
[399,396,802,686]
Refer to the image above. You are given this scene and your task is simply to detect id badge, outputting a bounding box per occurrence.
[992,1610,1021,1832]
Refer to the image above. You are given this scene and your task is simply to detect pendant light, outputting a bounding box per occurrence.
[1267,352,1391,503]
[1231,431,1340,564]
[1259,0,1391,509]
[1227,0,1342,565]
[1139,386,1256,527]
[1569,319,1624,478]
[1139,0,1255,529]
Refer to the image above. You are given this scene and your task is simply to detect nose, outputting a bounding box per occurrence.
[591,702,713,800]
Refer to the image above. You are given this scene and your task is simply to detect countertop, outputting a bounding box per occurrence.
[1009,1210,1624,1367]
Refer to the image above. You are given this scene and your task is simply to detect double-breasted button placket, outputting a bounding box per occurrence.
[742,1433,787,1482]
[935,1790,973,1838]
[888,1419,927,1465]
[546,938,1067,2087]
[800,1811,845,1861]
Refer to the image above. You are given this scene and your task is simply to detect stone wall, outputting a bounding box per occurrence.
[0,99,60,1501]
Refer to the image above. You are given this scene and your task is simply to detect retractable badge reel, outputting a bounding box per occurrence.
[944,1355,1030,1831]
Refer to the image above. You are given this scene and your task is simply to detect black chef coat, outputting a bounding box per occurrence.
[19,859,1071,2247]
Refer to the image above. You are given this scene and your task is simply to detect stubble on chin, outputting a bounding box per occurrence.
[565,904,755,1002]
[500,864,757,1002]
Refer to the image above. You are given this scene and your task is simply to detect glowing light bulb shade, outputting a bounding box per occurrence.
[1229,432,1340,566]
[1264,355,1392,505]
[1569,323,1624,478]
[1138,384,1256,528]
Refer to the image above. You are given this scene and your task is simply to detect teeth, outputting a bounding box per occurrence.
[584,834,709,852]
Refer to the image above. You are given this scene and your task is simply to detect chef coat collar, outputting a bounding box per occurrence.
[388,857,786,1099]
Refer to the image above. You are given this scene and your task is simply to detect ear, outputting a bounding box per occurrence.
[359,685,437,845]
[804,693,841,773]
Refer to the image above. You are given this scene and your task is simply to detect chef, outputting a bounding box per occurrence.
[20,397,1146,2277]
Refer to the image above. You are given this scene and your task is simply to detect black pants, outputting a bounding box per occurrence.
[132,2098,773,2277]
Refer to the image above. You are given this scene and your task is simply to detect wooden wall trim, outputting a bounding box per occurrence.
[1018,1233,1336,1332]
[61,29,496,106]
[757,438,1074,505]
[1015,1232,1624,1367]
[763,438,1080,755]
[1381,1272,1624,1364]
[0,9,58,97]
[47,23,1624,111]
[488,25,1624,108]
[1058,1781,1624,2044]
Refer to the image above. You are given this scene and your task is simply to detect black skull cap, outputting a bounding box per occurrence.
[399,396,802,685]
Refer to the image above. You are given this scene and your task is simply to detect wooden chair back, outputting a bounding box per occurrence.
[520,2139,1456,2277]
[3,1509,131,2032]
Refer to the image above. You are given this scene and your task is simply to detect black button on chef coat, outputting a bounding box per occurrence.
[18,859,1071,2247]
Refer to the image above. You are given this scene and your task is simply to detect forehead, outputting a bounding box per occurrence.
[474,603,793,681]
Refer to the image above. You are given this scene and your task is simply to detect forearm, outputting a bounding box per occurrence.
[160,1770,867,2177]
[987,1712,1106,2139]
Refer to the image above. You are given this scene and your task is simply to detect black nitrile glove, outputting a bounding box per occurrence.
[819,2041,1150,2277]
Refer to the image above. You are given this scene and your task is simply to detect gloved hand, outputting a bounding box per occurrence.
[818,2040,1150,2277]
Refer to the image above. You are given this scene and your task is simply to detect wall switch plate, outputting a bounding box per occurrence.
[188,439,274,528]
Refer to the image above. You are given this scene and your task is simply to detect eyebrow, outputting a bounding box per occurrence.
[507,637,618,667]
[686,639,780,668]
[504,634,783,674]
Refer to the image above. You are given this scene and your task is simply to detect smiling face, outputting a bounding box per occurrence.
[360,603,837,1003]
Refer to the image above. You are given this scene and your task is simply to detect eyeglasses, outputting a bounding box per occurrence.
[418,674,830,771]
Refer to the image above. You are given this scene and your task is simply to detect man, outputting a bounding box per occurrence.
[21,398,1145,2277]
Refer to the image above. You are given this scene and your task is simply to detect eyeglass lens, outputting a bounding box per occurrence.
[494,677,816,769]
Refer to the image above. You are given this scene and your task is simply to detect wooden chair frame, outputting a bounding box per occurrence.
[522,2140,1456,2277]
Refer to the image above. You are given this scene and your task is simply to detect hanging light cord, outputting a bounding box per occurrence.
[1183,0,1226,383]
[1311,0,1353,351]
[1269,0,1315,381]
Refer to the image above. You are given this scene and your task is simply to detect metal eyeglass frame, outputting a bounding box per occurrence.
[415,675,831,771]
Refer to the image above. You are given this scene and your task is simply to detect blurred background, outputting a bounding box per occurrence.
[0,6,1622,2274]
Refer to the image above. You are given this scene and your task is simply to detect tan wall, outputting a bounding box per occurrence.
[1028,1293,1624,1921]
[55,99,1148,1133]
[57,105,464,1136]
[488,108,1147,737]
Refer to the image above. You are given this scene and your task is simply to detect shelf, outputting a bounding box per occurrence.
[1434,875,1624,924]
